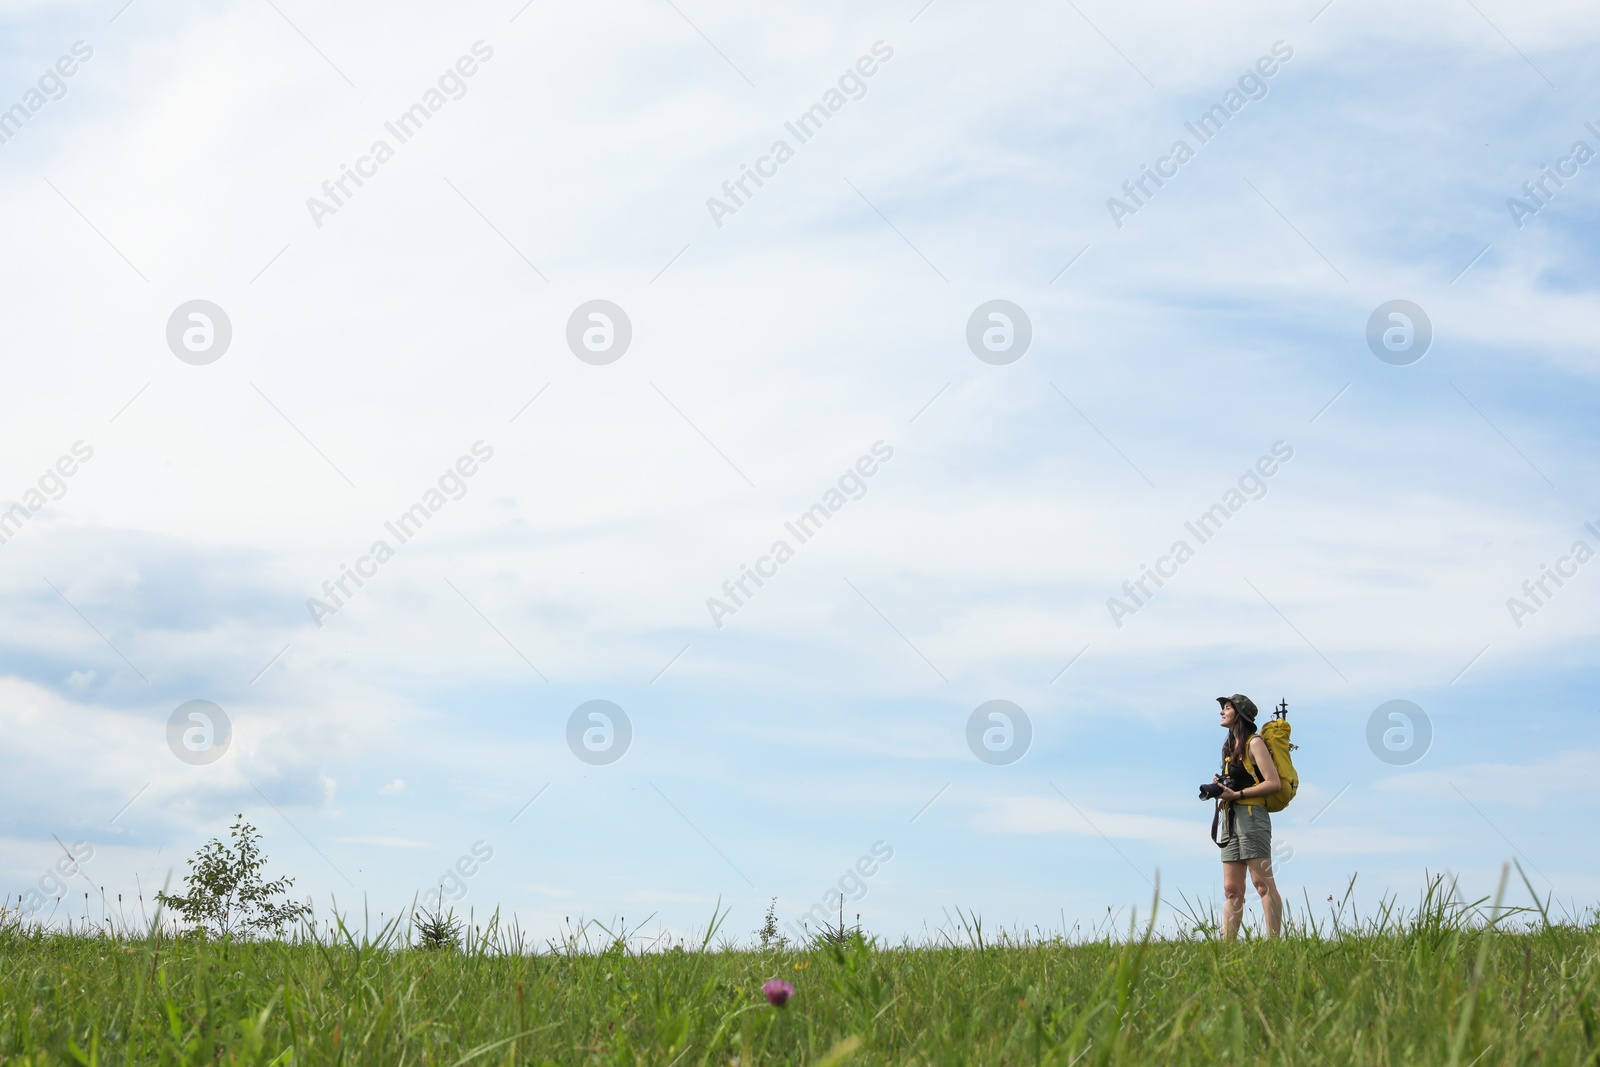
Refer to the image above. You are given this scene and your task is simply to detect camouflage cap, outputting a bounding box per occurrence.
[1216,694,1259,723]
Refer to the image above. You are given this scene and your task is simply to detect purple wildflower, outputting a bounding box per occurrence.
[762,978,795,1008]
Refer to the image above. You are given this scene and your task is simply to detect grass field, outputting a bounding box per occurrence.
[1,874,1596,1066]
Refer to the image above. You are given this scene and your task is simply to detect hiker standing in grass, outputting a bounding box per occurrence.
[1210,694,1284,939]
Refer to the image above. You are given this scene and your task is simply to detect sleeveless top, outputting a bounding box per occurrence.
[1225,742,1268,808]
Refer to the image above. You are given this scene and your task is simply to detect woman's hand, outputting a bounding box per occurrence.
[1219,787,1244,802]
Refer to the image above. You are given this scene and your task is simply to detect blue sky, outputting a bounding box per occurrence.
[1,0,1597,942]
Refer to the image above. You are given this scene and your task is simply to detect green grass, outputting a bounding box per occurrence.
[2,874,1597,1066]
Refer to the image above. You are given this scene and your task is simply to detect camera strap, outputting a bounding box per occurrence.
[1210,801,1236,848]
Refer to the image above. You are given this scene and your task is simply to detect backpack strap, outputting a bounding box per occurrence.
[1241,737,1263,782]
[1210,801,1236,848]
[1235,739,1267,807]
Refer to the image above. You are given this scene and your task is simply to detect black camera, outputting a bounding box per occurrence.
[1198,767,1254,801]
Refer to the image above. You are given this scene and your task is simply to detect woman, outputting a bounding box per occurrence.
[1212,694,1283,939]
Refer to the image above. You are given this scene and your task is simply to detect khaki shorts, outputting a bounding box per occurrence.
[1219,803,1272,862]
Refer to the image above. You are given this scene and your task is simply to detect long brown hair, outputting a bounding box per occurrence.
[1222,718,1258,770]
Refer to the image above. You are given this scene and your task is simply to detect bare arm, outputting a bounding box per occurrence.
[1222,736,1281,801]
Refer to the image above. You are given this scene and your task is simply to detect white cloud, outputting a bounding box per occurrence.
[335,835,427,849]
[978,795,1210,856]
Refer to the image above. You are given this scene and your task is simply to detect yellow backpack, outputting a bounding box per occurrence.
[1244,701,1299,813]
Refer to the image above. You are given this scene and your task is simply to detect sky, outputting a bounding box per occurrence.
[1,0,1597,945]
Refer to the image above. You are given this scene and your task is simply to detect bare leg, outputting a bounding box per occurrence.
[1248,856,1283,938]
[1222,860,1248,940]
